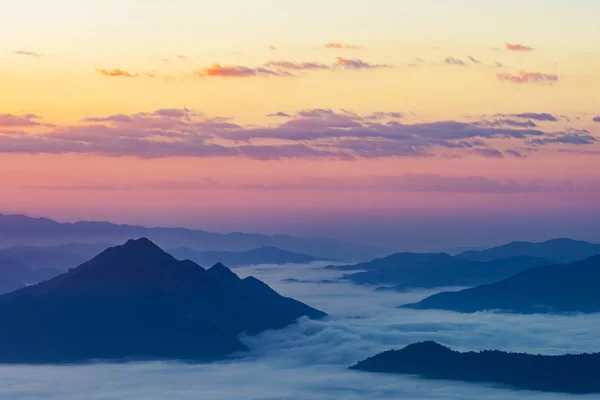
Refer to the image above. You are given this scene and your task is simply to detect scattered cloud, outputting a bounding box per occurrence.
[1,108,595,160]
[444,57,466,66]
[265,61,330,71]
[593,116,600,123]
[335,57,391,70]
[96,69,139,78]
[197,63,293,78]
[0,113,41,127]
[497,71,559,84]
[473,148,503,158]
[511,113,558,122]
[476,119,537,128]
[506,43,534,51]
[324,42,364,49]
[268,45,277,51]
[505,149,524,158]
[468,56,481,64]
[14,50,45,57]
[529,130,597,146]
[267,112,292,118]
[363,112,404,120]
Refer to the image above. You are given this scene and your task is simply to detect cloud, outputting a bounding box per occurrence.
[324,42,364,49]
[335,57,391,70]
[529,130,597,146]
[14,50,45,57]
[497,71,559,84]
[476,119,537,128]
[0,113,41,127]
[264,61,330,71]
[473,148,503,158]
[56,174,596,195]
[96,69,139,78]
[468,56,481,64]
[505,149,524,158]
[268,45,277,50]
[593,116,600,123]
[363,112,404,120]
[197,63,293,78]
[444,57,466,66]
[267,112,292,118]
[1,108,596,160]
[511,113,558,122]
[506,43,534,51]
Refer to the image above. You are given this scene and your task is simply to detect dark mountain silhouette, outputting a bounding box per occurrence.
[458,238,600,263]
[0,238,325,363]
[403,255,600,314]
[350,341,600,394]
[330,253,552,290]
[169,246,327,267]
[0,213,379,261]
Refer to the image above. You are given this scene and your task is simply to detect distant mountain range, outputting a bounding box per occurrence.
[351,341,600,394]
[0,214,379,261]
[403,255,600,314]
[169,246,328,267]
[458,238,600,264]
[0,259,63,295]
[0,242,328,271]
[330,253,553,290]
[0,238,325,363]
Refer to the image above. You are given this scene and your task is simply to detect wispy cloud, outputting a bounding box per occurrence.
[267,112,292,118]
[511,113,558,122]
[197,63,293,78]
[1,108,595,160]
[96,69,139,78]
[468,56,481,65]
[444,57,466,66]
[506,43,534,51]
[15,50,45,57]
[264,61,330,71]
[497,71,559,84]
[0,113,41,127]
[268,45,277,51]
[335,57,391,70]
[473,148,503,158]
[324,42,364,49]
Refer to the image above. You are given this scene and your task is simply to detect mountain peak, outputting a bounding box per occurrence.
[123,237,162,250]
[208,262,241,283]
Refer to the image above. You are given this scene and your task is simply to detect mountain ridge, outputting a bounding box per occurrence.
[402,254,600,314]
[0,213,379,261]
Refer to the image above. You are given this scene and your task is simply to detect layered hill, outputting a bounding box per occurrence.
[351,341,600,394]
[458,238,600,264]
[403,255,600,314]
[0,213,379,261]
[330,253,553,290]
[169,246,326,267]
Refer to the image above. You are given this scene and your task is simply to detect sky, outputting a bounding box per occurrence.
[1,0,600,247]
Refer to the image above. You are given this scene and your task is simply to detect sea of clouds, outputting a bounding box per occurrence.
[1,262,600,399]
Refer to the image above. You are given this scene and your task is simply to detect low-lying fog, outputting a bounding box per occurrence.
[2,262,600,399]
